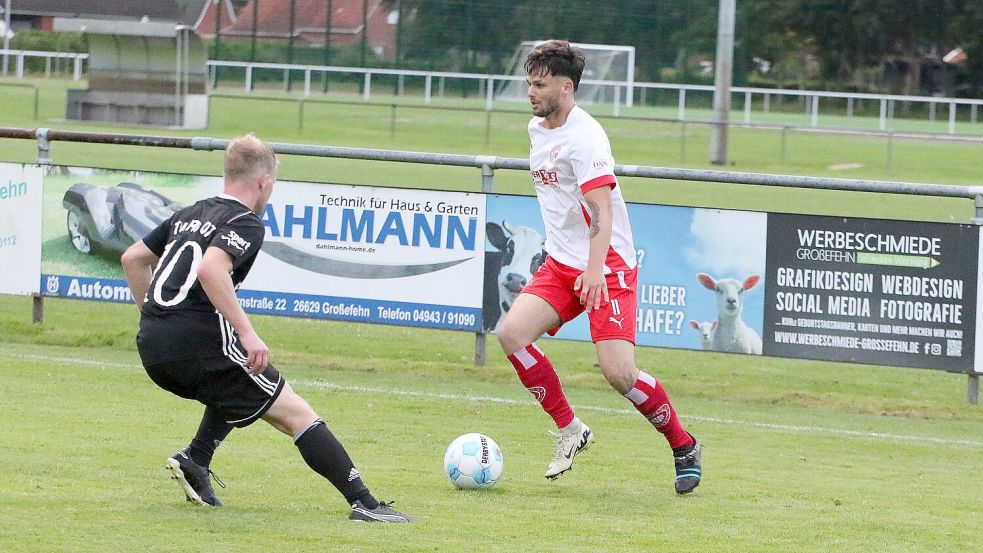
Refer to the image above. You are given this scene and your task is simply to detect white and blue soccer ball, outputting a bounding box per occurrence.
[443,433,504,489]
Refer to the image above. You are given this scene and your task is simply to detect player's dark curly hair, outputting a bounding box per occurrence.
[524,40,586,91]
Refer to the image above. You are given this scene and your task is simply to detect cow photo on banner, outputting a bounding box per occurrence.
[483,194,768,354]
[483,194,548,332]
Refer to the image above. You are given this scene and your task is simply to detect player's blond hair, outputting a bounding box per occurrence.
[224,134,278,182]
[524,40,586,91]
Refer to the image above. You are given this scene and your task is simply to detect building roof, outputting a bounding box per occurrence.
[7,0,214,26]
[221,0,384,38]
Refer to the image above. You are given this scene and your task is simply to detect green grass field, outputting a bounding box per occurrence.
[1,295,980,552]
[1,78,982,552]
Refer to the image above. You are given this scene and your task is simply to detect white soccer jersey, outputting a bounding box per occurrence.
[528,105,636,272]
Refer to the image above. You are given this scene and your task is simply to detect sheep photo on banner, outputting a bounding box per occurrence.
[481,194,768,354]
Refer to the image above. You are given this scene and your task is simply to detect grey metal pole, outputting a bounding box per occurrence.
[886,131,894,173]
[709,0,735,165]
[32,294,43,324]
[2,0,11,75]
[390,104,397,138]
[473,162,496,366]
[680,120,687,163]
[298,99,305,134]
[970,194,983,405]
[780,126,789,165]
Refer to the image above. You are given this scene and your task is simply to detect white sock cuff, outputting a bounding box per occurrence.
[292,418,324,443]
[510,343,540,370]
[559,416,581,434]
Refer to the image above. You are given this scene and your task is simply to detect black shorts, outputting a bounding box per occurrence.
[144,357,285,428]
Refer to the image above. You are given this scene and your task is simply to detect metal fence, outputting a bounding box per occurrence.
[208,93,983,173]
[4,49,983,136]
[0,126,980,404]
[204,60,983,135]
[0,48,87,80]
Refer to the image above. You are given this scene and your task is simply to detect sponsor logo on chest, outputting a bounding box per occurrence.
[531,169,559,187]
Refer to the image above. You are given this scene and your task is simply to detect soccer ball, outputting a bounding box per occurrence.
[443,433,504,489]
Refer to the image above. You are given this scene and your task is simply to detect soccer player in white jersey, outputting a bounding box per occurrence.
[496,40,702,493]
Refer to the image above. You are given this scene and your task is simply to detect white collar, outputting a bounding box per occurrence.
[217,193,251,208]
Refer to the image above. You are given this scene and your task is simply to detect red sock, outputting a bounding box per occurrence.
[624,371,692,449]
[507,343,575,429]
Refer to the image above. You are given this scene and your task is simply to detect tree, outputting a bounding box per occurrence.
[386,0,983,96]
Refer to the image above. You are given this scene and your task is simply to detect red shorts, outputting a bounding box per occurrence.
[521,257,637,344]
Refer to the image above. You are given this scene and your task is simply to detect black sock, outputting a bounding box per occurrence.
[294,420,377,508]
[188,407,234,468]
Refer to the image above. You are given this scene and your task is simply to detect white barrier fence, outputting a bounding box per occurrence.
[0,127,980,404]
[0,48,87,80]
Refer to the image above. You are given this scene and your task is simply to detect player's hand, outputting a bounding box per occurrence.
[574,269,609,311]
[240,331,270,375]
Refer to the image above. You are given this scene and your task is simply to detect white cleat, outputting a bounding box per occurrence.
[544,419,594,480]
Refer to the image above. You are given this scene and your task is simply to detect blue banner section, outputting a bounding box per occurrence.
[235,289,482,331]
[40,274,481,331]
[42,274,134,303]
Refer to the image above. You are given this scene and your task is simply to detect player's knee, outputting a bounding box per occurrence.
[598,359,637,394]
[265,387,318,435]
[495,316,523,354]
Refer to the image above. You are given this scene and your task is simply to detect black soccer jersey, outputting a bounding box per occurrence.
[136,194,265,365]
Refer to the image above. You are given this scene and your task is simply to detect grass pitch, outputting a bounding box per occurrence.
[1,296,980,552]
[1,78,982,551]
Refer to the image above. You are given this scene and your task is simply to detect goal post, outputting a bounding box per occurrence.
[496,41,636,107]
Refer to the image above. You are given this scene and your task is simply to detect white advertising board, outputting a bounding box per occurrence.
[0,163,43,295]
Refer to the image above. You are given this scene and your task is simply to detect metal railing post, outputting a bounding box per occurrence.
[298,99,305,134]
[32,127,52,324]
[32,293,43,324]
[968,194,983,405]
[886,131,894,173]
[390,104,397,139]
[679,120,687,163]
[780,126,789,165]
[35,127,52,164]
[473,161,496,366]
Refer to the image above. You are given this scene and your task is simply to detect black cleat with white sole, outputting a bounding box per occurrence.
[166,448,225,507]
[348,499,413,523]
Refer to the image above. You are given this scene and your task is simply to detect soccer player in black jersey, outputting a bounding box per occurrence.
[121,134,410,522]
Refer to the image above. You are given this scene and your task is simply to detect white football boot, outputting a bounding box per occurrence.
[544,418,594,480]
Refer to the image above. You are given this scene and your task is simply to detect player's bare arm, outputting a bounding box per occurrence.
[574,186,614,311]
[198,245,270,374]
[121,240,159,311]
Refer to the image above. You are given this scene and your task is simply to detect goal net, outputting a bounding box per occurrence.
[496,41,636,106]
